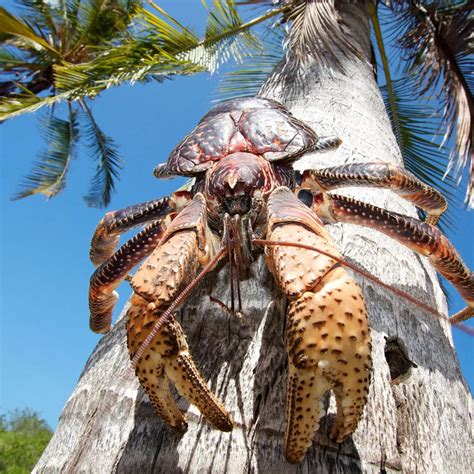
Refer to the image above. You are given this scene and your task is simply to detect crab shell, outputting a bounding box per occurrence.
[154,97,318,178]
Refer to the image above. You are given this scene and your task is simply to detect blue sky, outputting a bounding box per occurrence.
[0,1,472,430]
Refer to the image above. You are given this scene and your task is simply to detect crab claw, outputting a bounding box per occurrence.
[127,295,233,432]
[284,268,372,463]
[265,188,372,463]
[125,195,232,432]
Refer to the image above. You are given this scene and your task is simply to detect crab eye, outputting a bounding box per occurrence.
[297,189,313,207]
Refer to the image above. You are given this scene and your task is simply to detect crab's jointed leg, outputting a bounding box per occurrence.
[89,221,169,333]
[299,162,447,224]
[311,136,342,153]
[89,192,193,333]
[127,194,233,432]
[90,191,192,266]
[265,188,372,464]
[311,192,474,322]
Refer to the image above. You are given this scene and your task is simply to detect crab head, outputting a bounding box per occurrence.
[204,152,294,230]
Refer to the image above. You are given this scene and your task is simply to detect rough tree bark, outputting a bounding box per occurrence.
[35,2,473,472]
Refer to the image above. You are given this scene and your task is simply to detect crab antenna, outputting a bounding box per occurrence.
[253,239,474,337]
[231,216,243,312]
[224,214,236,312]
[227,235,236,313]
[131,246,228,368]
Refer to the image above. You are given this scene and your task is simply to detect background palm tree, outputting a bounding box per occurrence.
[0,0,269,205]
[0,0,141,206]
[3,0,471,471]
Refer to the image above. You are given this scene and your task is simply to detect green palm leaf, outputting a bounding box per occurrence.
[0,6,60,56]
[216,25,284,100]
[14,104,79,200]
[370,2,458,230]
[81,100,123,207]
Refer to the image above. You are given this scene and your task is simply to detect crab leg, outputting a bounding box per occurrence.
[90,191,191,266]
[265,187,372,463]
[310,192,474,320]
[299,162,447,224]
[127,194,233,432]
[89,221,168,333]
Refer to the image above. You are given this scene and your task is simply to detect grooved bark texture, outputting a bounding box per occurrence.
[35,2,473,472]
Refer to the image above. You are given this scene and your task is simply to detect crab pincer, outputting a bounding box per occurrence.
[265,188,372,463]
[126,195,233,432]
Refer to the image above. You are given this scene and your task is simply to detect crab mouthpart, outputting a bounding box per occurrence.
[222,214,254,312]
[223,195,252,215]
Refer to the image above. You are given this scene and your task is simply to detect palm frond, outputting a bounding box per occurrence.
[370,2,458,230]
[390,0,473,206]
[48,3,280,98]
[0,90,71,119]
[72,0,139,49]
[216,24,284,100]
[199,0,263,70]
[286,0,363,72]
[0,6,60,56]
[237,0,363,73]
[81,100,123,207]
[380,77,459,230]
[15,0,58,41]
[14,104,79,200]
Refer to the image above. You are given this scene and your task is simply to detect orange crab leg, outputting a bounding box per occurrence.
[265,187,372,463]
[299,162,447,224]
[310,192,474,321]
[89,221,167,333]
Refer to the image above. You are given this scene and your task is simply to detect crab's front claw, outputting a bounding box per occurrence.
[127,294,233,432]
[124,195,232,431]
[266,188,372,463]
[283,266,372,463]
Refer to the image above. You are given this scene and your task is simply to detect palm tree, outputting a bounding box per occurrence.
[0,0,141,206]
[19,0,474,471]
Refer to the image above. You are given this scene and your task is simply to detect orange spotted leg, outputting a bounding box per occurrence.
[310,192,474,322]
[89,191,193,333]
[90,191,192,267]
[299,162,447,224]
[89,220,169,333]
[127,194,232,433]
[265,188,372,464]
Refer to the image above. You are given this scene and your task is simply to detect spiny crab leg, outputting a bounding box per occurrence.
[127,195,233,432]
[89,221,168,333]
[90,191,191,267]
[299,162,447,224]
[310,192,474,322]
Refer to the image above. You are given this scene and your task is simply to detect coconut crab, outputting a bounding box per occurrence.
[88,97,474,463]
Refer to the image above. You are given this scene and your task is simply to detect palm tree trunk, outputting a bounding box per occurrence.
[35,1,472,472]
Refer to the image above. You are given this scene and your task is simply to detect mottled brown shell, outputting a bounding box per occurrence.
[155,97,318,178]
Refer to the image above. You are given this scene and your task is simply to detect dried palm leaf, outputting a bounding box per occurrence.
[390,0,473,205]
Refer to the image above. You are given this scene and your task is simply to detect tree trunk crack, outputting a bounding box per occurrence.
[68,406,99,471]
